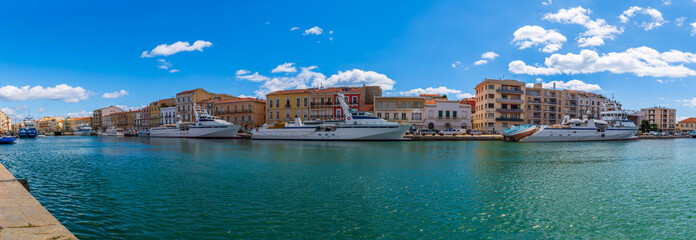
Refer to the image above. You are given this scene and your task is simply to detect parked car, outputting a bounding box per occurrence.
[468,129,482,135]
[416,129,439,136]
[440,129,467,136]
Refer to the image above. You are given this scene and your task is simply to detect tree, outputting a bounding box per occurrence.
[639,120,652,132]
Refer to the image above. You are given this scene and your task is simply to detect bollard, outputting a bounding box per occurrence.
[17,178,30,192]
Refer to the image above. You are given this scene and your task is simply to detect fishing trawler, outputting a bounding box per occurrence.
[149,103,241,138]
[518,101,638,142]
[18,117,38,139]
[252,93,410,140]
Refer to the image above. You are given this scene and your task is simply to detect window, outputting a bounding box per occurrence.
[233,116,238,123]
[241,105,245,111]
[248,104,252,111]
[336,109,342,117]
[269,99,273,108]
[352,96,357,104]
[248,116,252,122]
[377,113,382,118]
[488,103,495,108]
[488,85,494,89]
[276,99,280,108]
[303,110,308,119]
[393,113,398,120]
[446,111,450,118]
[286,98,290,107]
[269,112,273,120]
[276,110,280,119]
[296,97,300,107]
[402,113,406,120]
[303,97,308,107]
[438,111,443,118]
[384,113,389,120]
[215,107,218,113]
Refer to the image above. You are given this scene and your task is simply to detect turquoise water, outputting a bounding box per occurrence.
[1,137,696,239]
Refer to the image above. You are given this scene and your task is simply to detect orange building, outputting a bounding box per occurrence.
[213,97,267,129]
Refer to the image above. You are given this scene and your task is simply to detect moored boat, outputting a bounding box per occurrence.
[0,136,17,144]
[519,101,638,142]
[690,130,696,138]
[501,124,537,141]
[74,123,92,136]
[252,93,410,141]
[149,103,241,138]
[18,117,38,139]
[103,126,126,136]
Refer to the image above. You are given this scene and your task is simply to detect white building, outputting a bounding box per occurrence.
[161,107,177,125]
[424,99,472,130]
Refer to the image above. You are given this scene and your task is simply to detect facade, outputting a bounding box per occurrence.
[677,117,696,134]
[37,117,66,133]
[423,97,472,130]
[0,110,10,132]
[213,97,267,128]
[161,107,177,125]
[574,91,608,119]
[92,106,122,131]
[641,107,677,132]
[110,110,139,130]
[308,86,382,120]
[102,114,114,129]
[266,89,315,123]
[373,96,425,128]
[66,117,92,131]
[149,98,175,128]
[141,107,151,129]
[176,89,236,123]
[474,79,525,133]
[134,110,142,130]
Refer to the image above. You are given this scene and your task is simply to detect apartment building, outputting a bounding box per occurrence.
[213,97,267,128]
[161,106,177,125]
[677,117,696,134]
[642,107,677,132]
[92,106,122,131]
[574,91,608,119]
[473,79,525,133]
[423,97,472,130]
[176,89,236,123]
[266,89,315,123]
[373,96,425,128]
[110,110,141,130]
[66,117,92,131]
[37,117,65,133]
[141,107,151,129]
[0,110,10,132]
[149,98,175,127]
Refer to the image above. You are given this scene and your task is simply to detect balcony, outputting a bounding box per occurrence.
[496,88,524,94]
[525,91,541,96]
[496,98,524,104]
[496,117,524,122]
[496,108,524,113]
[528,101,542,105]
[311,102,334,107]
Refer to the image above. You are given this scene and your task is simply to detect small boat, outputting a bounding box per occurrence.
[690,130,696,138]
[0,136,17,144]
[501,124,537,141]
[103,126,125,136]
[74,123,92,136]
[124,130,138,137]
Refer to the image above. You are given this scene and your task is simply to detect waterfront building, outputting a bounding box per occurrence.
[308,86,382,120]
[266,89,316,123]
[0,110,10,132]
[574,91,608,119]
[92,106,122,131]
[66,117,92,131]
[524,83,577,125]
[176,89,236,123]
[134,110,142,130]
[677,118,696,134]
[373,96,425,128]
[212,97,266,129]
[149,98,175,128]
[423,96,472,130]
[37,117,66,133]
[641,107,677,133]
[161,106,177,125]
[473,79,525,133]
[102,114,114,129]
[111,110,140,130]
[141,107,151,129]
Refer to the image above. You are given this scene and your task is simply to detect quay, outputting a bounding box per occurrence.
[405,134,502,141]
[638,135,691,139]
[0,164,76,240]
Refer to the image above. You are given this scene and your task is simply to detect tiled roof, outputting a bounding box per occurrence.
[425,100,437,104]
[679,117,696,123]
[313,87,363,94]
[419,94,442,97]
[267,88,316,95]
[177,88,201,94]
[215,97,266,104]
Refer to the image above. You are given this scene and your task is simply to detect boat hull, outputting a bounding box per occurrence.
[74,130,91,136]
[251,124,410,141]
[18,128,38,139]
[149,125,242,138]
[520,127,638,142]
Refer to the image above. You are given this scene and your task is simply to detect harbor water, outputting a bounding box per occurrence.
[1,137,696,239]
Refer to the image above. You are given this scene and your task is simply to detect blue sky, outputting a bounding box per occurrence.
[1,0,696,121]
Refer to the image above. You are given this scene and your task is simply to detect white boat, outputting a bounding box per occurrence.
[103,126,125,136]
[519,101,638,142]
[501,124,537,141]
[74,123,92,136]
[252,93,410,141]
[149,103,241,138]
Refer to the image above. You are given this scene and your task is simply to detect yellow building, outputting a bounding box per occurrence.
[37,117,66,133]
[66,117,92,131]
[677,117,696,134]
[149,98,175,127]
[0,110,10,132]
[374,96,425,128]
[641,107,676,132]
[473,79,525,133]
[176,89,236,123]
[266,89,316,123]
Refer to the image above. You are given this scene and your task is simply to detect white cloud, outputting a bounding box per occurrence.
[543,7,623,47]
[676,17,686,26]
[65,110,93,118]
[619,6,666,31]
[169,69,180,73]
[525,79,601,91]
[656,79,675,84]
[0,84,90,103]
[691,22,696,36]
[663,0,672,5]
[329,30,334,34]
[451,61,461,68]
[141,40,213,58]
[290,27,299,31]
[235,71,270,82]
[481,52,499,60]
[37,108,45,113]
[114,105,146,111]
[398,86,473,99]
[235,69,250,75]
[680,98,696,107]
[102,89,129,99]
[303,26,323,35]
[677,116,694,122]
[542,0,552,5]
[0,107,22,119]
[317,69,395,91]
[271,62,297,73]
[474,60,488,65]
[508,47,696,77]
[512,25,566,53]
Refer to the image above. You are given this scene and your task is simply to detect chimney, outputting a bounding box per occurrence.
[553,82,556,90]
